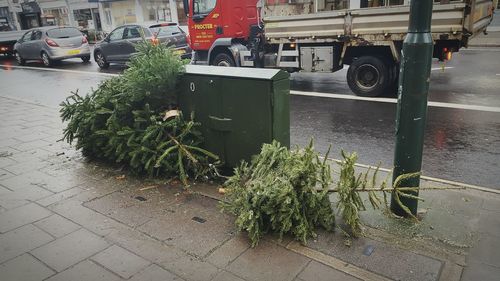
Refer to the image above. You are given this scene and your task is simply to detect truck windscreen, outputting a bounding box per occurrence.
[193,0,216,15]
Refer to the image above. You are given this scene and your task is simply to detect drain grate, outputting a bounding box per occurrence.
[192,216,206,223]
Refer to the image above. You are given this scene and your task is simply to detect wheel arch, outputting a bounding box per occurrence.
[342,42,401,66]
[208,38,248,66]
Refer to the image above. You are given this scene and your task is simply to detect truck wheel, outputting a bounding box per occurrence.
[386,62,400,97]
[347,56,389,97]
[15,52,25,66]
[212,53,235,67]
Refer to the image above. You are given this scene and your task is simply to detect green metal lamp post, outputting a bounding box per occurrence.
[390,0,434,217]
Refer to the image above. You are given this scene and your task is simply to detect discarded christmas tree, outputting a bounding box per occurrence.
[60,42,218,185]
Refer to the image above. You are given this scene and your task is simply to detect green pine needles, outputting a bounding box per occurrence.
[222,141,432,246]
[221,140,336,247]
[60,42,218,185]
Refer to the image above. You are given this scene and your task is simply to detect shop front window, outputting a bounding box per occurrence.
[360,0,404,7]
[73,9,92,29]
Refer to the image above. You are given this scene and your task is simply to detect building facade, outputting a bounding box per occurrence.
[96,0,187,32]
[0,0,21,31]
[0,0,187,31]
[38,0,100,30]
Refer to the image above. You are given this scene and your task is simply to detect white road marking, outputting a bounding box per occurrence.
[496,74,500,76]
[461,48,500,52]
[2,64,499,113]
[0,64,119,77]
[430,66,454,71]
[291,90,500,113]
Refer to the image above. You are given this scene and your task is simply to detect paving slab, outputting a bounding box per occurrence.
[36,186,85,207]
[97,224,221,281]
[11,139,52,152]
[2,158,48,175]
[91,245,151,279]
[461,261,500,281]
[0,157,16,169]
[0,253,55,281]
[45,260,122,281]
[129,264,184,281]
[211,270,246,281]
[34,214,81,238]
[0,138,21,148]
[84,186,183,228]
[306,230,443,281]
[477,210,500,237]
[31,228,109,272]
[48,199,128,237]
[227,241,310,281]
[0,185,53,209]
[481,197,500,212]
[0,224,54,264]
[156,253,220,281]
[467,233,500,268]
[206,233,250,268]
[12,131,51,143]
[0,203,52,233]
[1,170,80,193]
[138,194,235,257]
[297,260,362,281]
[0,169,15,181]
[7,149,54,163]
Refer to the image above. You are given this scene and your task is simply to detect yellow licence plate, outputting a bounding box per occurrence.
[174,49,186,55]
[67,49,80,55]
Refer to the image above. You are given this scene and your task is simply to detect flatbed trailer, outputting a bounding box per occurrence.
[184,0,494,97]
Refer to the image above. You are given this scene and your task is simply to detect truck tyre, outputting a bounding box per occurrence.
[347,56,389,97]
[15,52,25,66]
[212,53,235,67]
[386,62,400,97]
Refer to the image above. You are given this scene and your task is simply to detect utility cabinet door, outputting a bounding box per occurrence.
[179,75,226,162]
[272,78,290,148]
[220,78,272,167]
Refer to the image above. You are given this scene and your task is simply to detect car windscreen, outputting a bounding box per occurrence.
[46,28,82,38]
[149,26,181,37]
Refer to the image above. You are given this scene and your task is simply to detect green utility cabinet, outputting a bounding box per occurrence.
[179,65,290,168]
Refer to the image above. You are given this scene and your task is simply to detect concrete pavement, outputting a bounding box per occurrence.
[0,95,500,281]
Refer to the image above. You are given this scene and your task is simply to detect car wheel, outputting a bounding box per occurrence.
[81,55,91,63]
[95,51,109,69]
[212,53,235,67]
[15,52,25,66]
[41,51,52,67]
[347,56,389,97]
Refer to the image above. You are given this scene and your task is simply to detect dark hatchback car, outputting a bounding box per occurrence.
[93,22,192,69]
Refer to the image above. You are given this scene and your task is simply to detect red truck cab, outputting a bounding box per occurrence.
[184,0,259,66]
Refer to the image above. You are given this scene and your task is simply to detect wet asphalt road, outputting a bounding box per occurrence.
[0,48,499,189]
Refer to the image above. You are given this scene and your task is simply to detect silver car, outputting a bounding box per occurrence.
[14,26,91,67]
